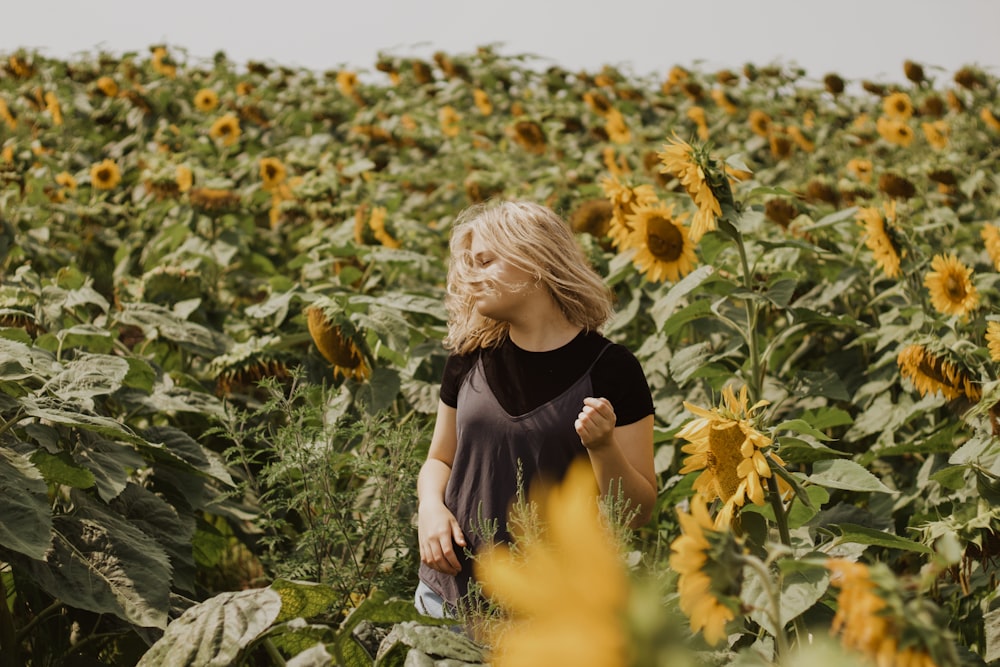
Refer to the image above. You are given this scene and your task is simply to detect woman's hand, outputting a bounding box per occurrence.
[418,501,467,575]
[575,396,617,450]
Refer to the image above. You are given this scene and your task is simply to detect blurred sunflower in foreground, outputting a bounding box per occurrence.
[476,459,629,667]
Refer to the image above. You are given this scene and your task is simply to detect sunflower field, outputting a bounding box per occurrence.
[1,43,1000,666]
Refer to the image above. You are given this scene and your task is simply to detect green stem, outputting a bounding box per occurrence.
[740,553,789,659]
[733,232,763,403]
[0,572,20,667]
[14,599,62,644]
[263,637,287,665]
[766,476,792,548]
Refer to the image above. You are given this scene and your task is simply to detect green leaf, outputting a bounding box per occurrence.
[30,449,96,489]
[774,419,835,441]
[0,446,53,560]
[808,459,894,494]
[357,368,401,415]
[829,523,933,554]
[143,425,235,486]
[43,353,130,407]
[650,264,714,331]
[776,437,849,464]
[375,621,486,666]
[137,587,283,666]
[20,395,146,444]
[273,579,342,623]
[123,357,156,393]
[789,369,850,401]
[26,494,173,628]
[984,606,1000,663]
[668,342,712,384]
[742,559,829,637]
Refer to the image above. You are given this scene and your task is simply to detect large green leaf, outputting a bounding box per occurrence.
[143,425,235,486]
[829,523,933,554]
[20,395,146,444]
[113,302,227,357]
[42,353,130,409]
[807,459,894,494]
[137,587,283,667]
[741,559,829,637]
[0,445,53,560]
[29,449,96,489]
[76,438,144,502]
[26,493,172,628]
[356,367,401,415]
[273,579,342,623]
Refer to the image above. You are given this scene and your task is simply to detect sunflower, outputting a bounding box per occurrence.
[0,99,17,130]
[209,113,241,147]
[657,135,724,243]
[625,202,697,283]
[882,92,914,120]
[747,109,771,137]
[599,175,658,250]
[510,120,546,154]
[94,75,118,97]
[856,203,904,278]
[823,73,845,95]
[662,65,689,94]
[44,91,62,126]
[605,108,631,144]
[876,116,914,147]
[669,495,740,646]
[985,322,1000,363]
[710,88,739,115]
[583,91,612,116]
[981,224,1000,270]
[846,158,874,184]
[787,126,814,153]
[259,157,287,192]
[336,70,358,97]
[368,206,400,249]
[903,60,925,84]
[897,344,981,401]
[764,198,799,227]
[769,131,793,159]
[476,458,629,667]
[878,172,916,200]
[55,171,77,192]
[981,108,1000,133]
[570,198,614,238]
[920,93,945,118]
[90,159,121,190]
[150,46,177,79]
[921,120,949,150]
[677,384,786,527]
[473,88,493,116]
[188,187,241,212]
[923,253,978,318]
[954,66,982,90]
[193,88,219,112]
[306,305,370,381]
[175,165,193,193]
[439,105,461,138]
[686,106,709,141]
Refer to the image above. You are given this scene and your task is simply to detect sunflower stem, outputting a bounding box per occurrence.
[739,553,790,659]
[733,228,764,404]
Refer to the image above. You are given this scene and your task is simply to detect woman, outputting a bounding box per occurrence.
[415,200,656,618]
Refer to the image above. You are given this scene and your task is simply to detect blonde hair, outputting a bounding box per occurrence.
[444,200,614,354]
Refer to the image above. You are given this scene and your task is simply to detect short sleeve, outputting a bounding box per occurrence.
[439,353,477,408]
[590,344,654,426]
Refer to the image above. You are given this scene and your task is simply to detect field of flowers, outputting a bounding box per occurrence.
[1,43,999,666]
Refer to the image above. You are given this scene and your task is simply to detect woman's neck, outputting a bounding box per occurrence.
[507,317,582,352]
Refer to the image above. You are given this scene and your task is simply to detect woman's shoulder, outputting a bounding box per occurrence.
[439,350,479,408]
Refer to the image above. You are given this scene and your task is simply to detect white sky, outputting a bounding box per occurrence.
[2,0,998,83]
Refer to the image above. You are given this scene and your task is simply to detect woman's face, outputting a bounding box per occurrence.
[468,231,539,321]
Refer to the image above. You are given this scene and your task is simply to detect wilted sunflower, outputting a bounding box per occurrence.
[897,344,981,401]
[510,120,546,154]
[768,131,793,159]
[658,135,724,243]
[476,458,629,667]
[924,253,978,318]
[953,66,982,90]
[189,187,241,212]
[856,203,904,278]
[876,116,914,147]
[986,322,1000,363]
[625,202,697,283]
[764,198,799,227]
[882,92,914,120]
[981,224,1000,270]
[747,109,771,137]
[306,305,370,381]
[90,159,121,190]
[921,120,949,150]
[194,88,219,112]
[677,384,787,527]
[920,93,945,118]
[570,198,614,238]
[669,495,741,647]
[823,73,846,95]
[878,172,916,199]
[599,175,658,250]
[209,113,241,147]
[903,59,926,83]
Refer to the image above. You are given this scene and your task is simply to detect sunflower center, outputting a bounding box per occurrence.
[265,165,278,179]
[645,215,684,261]
[96,167,111,181]
[707,423,746,500]
[944,275,967,302]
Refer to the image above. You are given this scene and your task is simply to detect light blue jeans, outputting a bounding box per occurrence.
[414,580,453,619]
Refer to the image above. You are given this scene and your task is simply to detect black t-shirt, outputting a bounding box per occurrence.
[439,330,654,425]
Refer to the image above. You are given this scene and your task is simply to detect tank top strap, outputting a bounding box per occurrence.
[584,341,615,374]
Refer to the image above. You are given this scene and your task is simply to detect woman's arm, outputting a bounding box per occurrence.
[417,401,467,575]
[575,397,657,526]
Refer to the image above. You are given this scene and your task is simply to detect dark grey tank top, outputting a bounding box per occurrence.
[419,344,612,607]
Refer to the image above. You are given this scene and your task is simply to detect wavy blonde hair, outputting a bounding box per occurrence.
[444,200,614,354]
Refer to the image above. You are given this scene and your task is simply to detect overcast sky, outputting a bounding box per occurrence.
[3,0,998,84]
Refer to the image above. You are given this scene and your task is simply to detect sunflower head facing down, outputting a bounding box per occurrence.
[923,253,978,318]
[677,384,786,527]
[897,343,981,402]
[856,201,904,278]
[624,201,697,283]
[306,304,370,381]
[981,223,1000,270]
[669,494,743,646]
